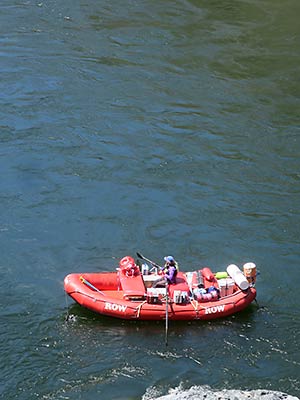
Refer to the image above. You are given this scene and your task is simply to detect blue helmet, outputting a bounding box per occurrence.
[164,256,175,263]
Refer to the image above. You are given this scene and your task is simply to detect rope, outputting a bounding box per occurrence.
[135,300,147,318]
[190,299,200,318]
[64,290,70,321]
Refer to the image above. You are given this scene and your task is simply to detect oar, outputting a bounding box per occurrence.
[136,252,162,269]
[80,276,105,296]
[137,253,170,343]
[165,282,169,346]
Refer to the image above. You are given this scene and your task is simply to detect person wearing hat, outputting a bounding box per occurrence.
[152,255,178,287]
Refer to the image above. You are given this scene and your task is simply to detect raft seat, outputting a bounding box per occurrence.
[118,271,146,301]
[168,271,190,299]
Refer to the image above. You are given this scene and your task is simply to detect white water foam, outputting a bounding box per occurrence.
[142,385,299,400]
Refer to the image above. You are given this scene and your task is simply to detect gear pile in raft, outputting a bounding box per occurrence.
[64,253,257,321]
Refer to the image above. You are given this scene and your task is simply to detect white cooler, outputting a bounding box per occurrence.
[218,278,235,297]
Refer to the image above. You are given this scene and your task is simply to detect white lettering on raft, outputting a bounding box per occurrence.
[205,305,225,314]
[104,302,127,313]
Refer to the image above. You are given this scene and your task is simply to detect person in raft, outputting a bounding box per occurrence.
[152,256,178,287]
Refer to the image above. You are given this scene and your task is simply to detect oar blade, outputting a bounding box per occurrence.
[136,252,162,269]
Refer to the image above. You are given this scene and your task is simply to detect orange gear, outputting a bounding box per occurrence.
[119,256,138,276]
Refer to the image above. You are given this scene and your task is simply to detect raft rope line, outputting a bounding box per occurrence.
[68,290,238,319]
[67,290,97,303]
[66,282,251,319]
[64,290,71,321]
[135,293,176,319]
[69,290,144,317]
[190,299,218,317]
[135,295,234,320]
[190,297,240,317]
[190,299,199,316]
[135,300,147,318]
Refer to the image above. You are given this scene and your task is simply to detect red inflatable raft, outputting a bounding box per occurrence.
[64,258,257,321]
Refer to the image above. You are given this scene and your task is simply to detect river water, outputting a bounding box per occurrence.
[1,0,299,399]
